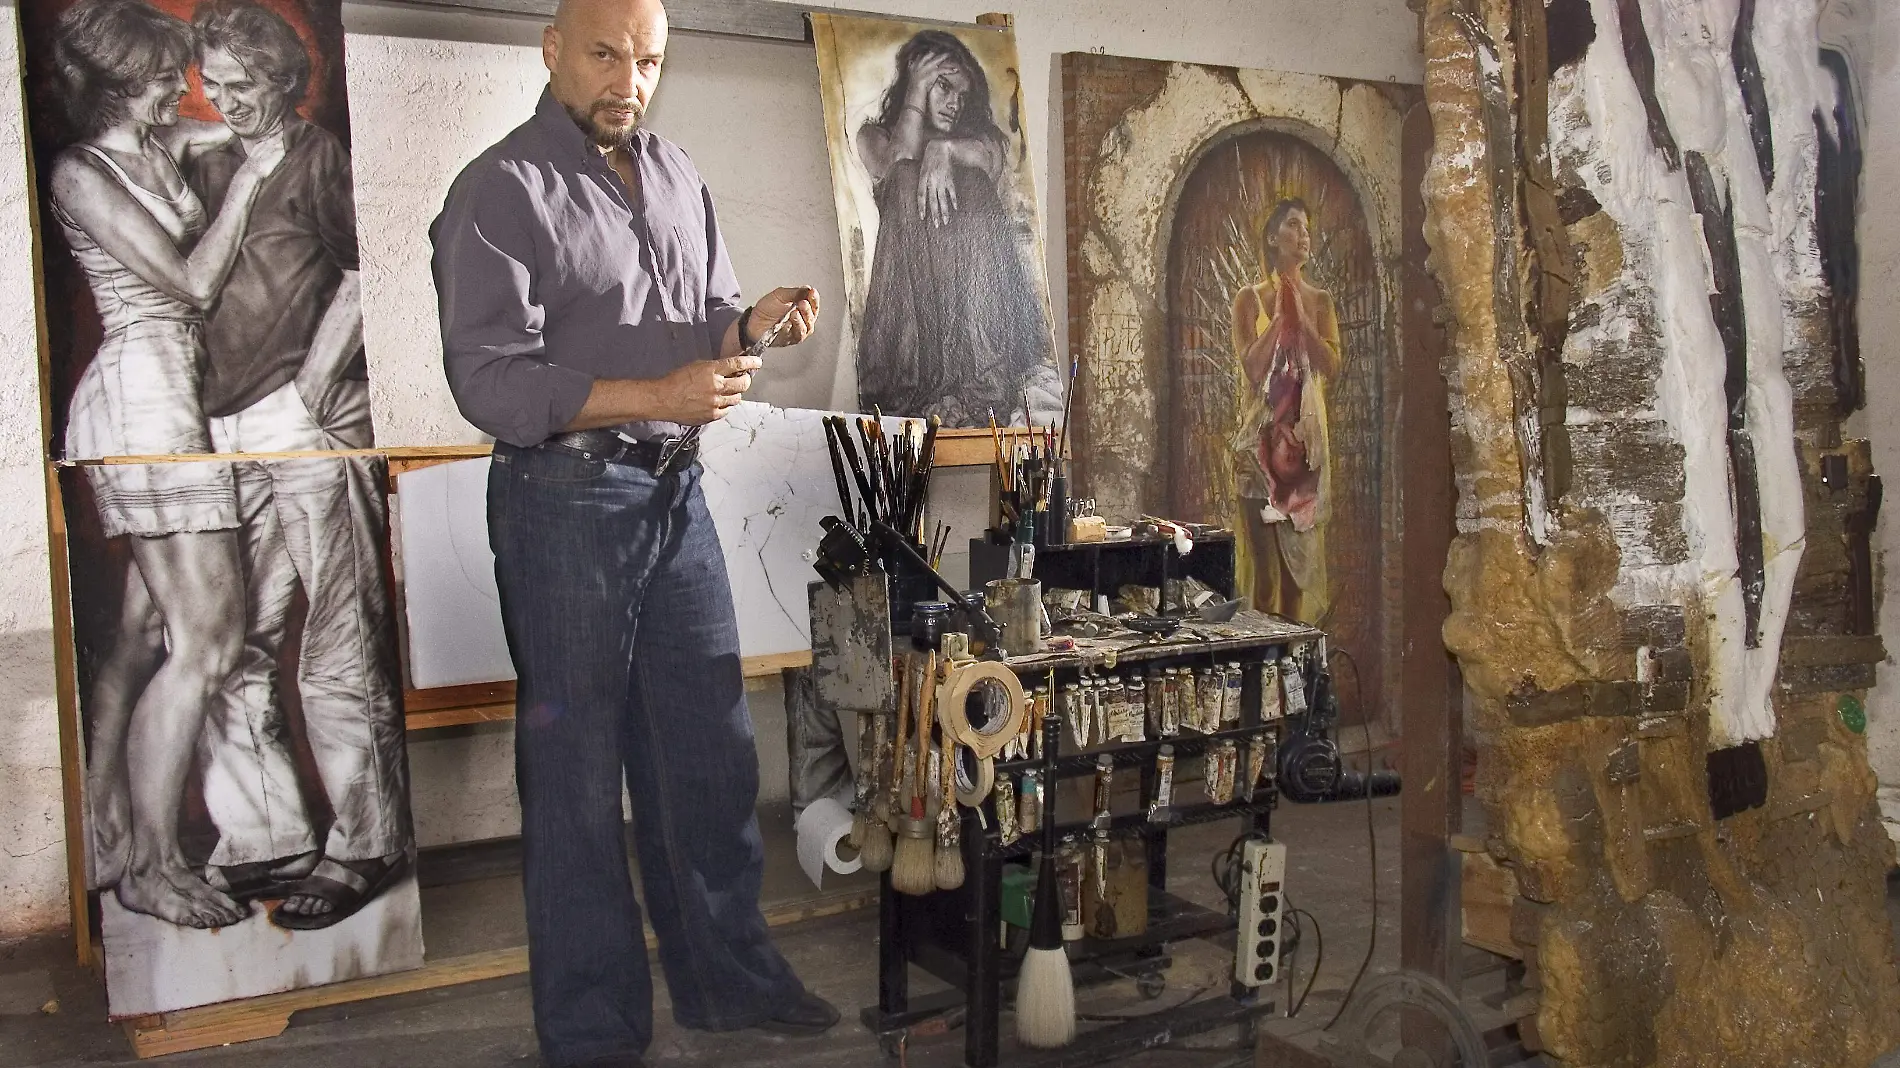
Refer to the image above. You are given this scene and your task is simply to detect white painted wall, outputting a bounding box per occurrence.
[1852,0,1900,805]
[0,0,1421,939]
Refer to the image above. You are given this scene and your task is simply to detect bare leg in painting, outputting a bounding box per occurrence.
[83,569,164,891]
[115,530,250,929]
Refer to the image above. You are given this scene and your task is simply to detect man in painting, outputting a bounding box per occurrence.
[1231,197,1339,623]
[854,29,1060,427]
[185,0,412,931]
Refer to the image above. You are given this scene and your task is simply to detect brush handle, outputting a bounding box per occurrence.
[913,652,937,805]
[887,656,912,816]
[1041,713,1060,847]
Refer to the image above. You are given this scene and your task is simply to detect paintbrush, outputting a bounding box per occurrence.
[821,417,857,520]
[1056,355,1080,462]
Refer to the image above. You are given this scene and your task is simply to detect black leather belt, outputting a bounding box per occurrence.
[537,429,698,474]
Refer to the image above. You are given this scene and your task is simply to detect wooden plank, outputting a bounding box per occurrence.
[43,464,92,970]
[404,651,815,730]
[404,679,514,714]
[405,702,516,731]
[22,76,94,967]
[123,887,876,1058]
[1397,90,1462,997]
[931,426,1002,468]
[1779,633,1886,668]
[1460,851,1520,960]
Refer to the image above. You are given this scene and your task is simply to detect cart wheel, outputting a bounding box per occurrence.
[878,1029,907,1059]
[1137,971,1167,1000]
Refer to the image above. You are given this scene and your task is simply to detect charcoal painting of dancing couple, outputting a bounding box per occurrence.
[22,0,419,1014]
[812,13,1062,428]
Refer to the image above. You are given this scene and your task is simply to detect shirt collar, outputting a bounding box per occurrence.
[534,85,648,164]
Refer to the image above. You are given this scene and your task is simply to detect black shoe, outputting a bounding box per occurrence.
[752,990,841,1037]
[568,1056,646,1068]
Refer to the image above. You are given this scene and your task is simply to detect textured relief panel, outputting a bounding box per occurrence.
[1422,0,1900,1063]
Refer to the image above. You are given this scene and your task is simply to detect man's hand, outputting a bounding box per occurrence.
[747,287,820,348]
[647,352,762,425]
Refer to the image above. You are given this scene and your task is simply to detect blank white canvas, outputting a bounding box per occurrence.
[397,402,866,690]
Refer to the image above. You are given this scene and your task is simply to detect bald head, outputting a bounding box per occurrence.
[543,0,666,151]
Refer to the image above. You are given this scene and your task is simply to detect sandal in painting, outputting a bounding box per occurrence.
[269,852,411,932]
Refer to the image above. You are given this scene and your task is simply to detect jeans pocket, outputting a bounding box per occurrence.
[516,448,608,484]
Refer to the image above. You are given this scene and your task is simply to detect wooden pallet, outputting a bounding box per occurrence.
[119,885,876,1059]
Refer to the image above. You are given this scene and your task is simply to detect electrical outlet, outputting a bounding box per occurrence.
[1233,839,1288,988]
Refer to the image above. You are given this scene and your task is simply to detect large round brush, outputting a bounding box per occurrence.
[855,710,894,873]
[891,652,939,895]
[1015,716,1075,1048]
[934,739,965,890]
[870,658,913,875]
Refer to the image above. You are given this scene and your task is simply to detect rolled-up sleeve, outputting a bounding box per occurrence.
[699,180,744,356]
[430,169,594,447]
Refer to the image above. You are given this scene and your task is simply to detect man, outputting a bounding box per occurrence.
[429,0,833,1063]
[186,0,413,929]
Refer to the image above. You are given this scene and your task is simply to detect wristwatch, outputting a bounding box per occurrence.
[737,304,759,351]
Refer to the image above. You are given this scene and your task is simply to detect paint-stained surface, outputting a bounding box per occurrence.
[1422,0,1900,1062]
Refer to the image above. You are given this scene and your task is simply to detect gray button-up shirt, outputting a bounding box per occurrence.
[430,88,745,448]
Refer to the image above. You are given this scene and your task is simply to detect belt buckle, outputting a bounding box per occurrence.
[653,434,687,475]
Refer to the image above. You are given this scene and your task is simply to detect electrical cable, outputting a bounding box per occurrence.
[1321,645,1378,1031]
[1210,830,1271,909]
[1282,890,1323,1018]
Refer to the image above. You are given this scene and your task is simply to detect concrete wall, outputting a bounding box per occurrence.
[0,0,1421,939]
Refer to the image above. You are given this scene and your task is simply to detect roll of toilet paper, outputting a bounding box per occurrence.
[794,797,863,889]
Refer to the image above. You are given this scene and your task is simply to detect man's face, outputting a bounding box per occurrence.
[543,0,667,152]
[199,47,290,139]
[924,63,970,134]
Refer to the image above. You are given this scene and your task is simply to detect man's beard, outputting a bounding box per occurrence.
[566,98,643,151]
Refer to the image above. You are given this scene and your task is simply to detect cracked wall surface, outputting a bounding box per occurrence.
[1424,0,1900,1063]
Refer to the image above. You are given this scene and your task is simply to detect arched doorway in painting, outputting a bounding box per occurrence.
[1164,127,1389,716]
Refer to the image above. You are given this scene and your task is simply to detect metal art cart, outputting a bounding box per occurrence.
[863,612,1322,1067]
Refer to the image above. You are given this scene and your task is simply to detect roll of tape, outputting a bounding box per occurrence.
[937,659,1026,759]
[955,750,996,808]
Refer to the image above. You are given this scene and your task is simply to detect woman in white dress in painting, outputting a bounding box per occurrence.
[50,0,282,929]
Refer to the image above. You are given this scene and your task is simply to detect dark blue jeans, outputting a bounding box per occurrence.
[488,442,802,1067]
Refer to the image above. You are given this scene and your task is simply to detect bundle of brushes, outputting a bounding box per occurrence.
[891,652,940,896]
[852,707,893,873]
[873,655,913,875]
[821,410,941,561]
[990,357,1081,544]
[1015,713,1076,1048]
